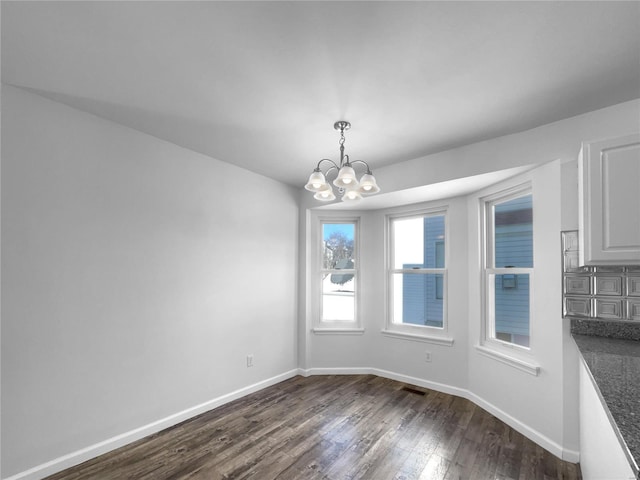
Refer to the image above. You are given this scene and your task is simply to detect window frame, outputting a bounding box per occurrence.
[383,206,453,346]
[313,216,363,334]
[480,183,538,369]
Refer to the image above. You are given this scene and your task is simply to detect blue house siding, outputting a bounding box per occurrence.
[494,273,530,336]
[402,215,444,327]
[495,226,533,268]
[402,271,427,325]
[493,196,533,340]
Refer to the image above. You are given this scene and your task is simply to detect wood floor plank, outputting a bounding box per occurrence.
[44,375,581,480]
[443,436,482,480]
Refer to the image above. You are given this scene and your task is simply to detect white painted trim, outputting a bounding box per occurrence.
[380,329,454,346]
[562,448,581,464]
[4,369,299,480]
[475,344,540,376]
[300,367,373,376]
[312,328,365,335]
[384,206,453,339]
[313,215,363,330]
[371,368,468,398]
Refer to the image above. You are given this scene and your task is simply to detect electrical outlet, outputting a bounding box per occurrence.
[425,351,432,363]
[247,354,254,367]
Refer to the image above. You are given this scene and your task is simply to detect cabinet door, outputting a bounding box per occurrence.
[579,133,640,265]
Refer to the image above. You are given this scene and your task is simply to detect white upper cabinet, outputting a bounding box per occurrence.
[579,133,640,265]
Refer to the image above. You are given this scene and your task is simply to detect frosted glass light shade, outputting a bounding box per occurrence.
[342,186,362,202]
[305,171,327,192]
[313,184,336,201]
[358,173,380,194]
[333,165,358,188]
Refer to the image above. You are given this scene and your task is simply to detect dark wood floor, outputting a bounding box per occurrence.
[46,375,581,480]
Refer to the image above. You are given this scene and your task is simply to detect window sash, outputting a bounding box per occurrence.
[485,191,533,270]
[390,268,444,274]
[318,219,359,327]
[321,272,356,322]
[482,187,533,350]
[390,270,447,328]
[386,209,448,334]
[485,269,533,348]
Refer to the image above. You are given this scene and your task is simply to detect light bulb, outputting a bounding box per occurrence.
[333,165,358,188]
[341,186,362,202]
[357,173,380,194]
[313,184,336,201]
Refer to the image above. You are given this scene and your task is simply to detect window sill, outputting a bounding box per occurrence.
[312,328,365,335]
[475,344,540,376]
[381,329,454,346]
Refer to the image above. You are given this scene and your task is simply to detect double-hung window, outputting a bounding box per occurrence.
[483,187,533,349]
[386,208,450,343]
[316,219,360,331]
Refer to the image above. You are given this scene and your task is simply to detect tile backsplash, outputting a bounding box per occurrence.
[562,231,640,321]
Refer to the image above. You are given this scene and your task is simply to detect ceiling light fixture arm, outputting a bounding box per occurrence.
[312,158,340,174]
[349,159,373,175]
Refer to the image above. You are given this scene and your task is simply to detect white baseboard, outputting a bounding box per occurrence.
[6,367,578,480]
[4,369,299,480]
[299,366,373,376]
[371,368,469,399]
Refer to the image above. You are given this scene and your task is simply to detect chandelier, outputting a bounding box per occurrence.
[304,121,380,202]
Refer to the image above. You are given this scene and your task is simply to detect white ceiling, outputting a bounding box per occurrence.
[317,164,537,210]
[2,1,639,189]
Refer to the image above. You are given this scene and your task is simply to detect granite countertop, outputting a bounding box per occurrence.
[573,333,640,474]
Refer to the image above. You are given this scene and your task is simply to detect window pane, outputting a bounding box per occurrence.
[392,273,443,327]
[494,195,533,268]
[393,215,445,269]
[493,273,530,347]
[323,223,355,270]
[322,274,355,321]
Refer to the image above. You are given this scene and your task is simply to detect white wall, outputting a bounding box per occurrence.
[466,161,567,455]
[365,197,470,390]
[1,85,299,479]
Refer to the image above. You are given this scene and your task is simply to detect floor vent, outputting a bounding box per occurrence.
[401,386,426,396]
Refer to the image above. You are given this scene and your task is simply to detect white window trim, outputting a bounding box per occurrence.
[383,205,452,345]
[313,215,362,333]
[478,182,540,375]
[475,344,540,376]
[380,329,454,346]
[312,327,365,335]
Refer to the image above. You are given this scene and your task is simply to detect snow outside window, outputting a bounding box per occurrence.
[320,221,357,323]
